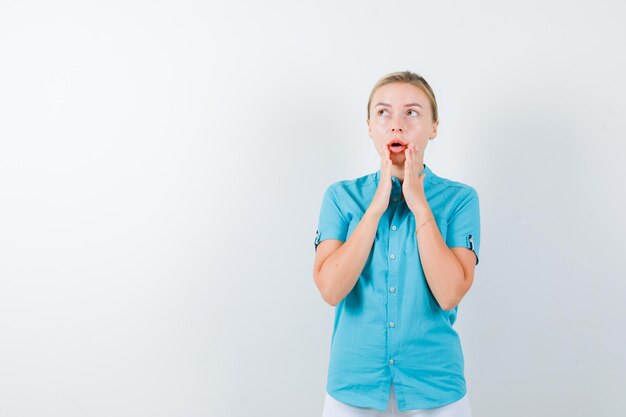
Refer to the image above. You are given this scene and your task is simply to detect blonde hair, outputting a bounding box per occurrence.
[367,71,438,123]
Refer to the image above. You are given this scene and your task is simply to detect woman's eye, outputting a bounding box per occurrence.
[378,109,388,116]
[407,109,419,117]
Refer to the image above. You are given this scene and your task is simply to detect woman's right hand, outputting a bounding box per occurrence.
[368,144,393,217]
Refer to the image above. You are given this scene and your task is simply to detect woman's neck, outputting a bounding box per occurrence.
[391,163,424,183]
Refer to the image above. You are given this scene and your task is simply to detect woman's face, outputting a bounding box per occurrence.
[367,82,438,166]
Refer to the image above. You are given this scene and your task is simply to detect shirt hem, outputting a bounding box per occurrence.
[326,386,467,412]
[397,388,467,411]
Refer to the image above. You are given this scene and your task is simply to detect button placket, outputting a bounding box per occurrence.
[386,201,402,366]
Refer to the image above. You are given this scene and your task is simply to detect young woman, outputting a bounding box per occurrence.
[313,71,480,417]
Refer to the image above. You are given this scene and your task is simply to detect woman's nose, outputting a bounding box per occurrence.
[391,117,404,132]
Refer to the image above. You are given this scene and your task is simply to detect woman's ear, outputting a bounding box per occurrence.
[430,120,439,139]
[366,118,372,138]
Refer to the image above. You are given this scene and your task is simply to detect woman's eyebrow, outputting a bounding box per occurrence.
[375,102,423,108]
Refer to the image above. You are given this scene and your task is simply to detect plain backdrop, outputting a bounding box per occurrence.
[1,1,625,416]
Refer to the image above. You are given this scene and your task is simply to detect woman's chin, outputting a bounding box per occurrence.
[391,155,406,165]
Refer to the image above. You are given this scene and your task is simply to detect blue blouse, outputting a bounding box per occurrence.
[314,163,481,411]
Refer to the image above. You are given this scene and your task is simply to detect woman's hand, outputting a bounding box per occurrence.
[402,143,430,217]
[368,144,393,217]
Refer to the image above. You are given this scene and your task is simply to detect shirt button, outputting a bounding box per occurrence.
[391,225,397,231]
[389,287,395,293]
[389,322,395,328]
[392,197,399,202]
[389,254,396,260]
[388,359,395,365]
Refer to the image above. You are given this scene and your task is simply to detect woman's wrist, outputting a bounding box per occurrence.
[365,206,384,221]
[415,216,435,235]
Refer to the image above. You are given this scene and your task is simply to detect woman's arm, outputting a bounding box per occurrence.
[401,146,477,311]
[313,207,383,306]
[414,210,474,311]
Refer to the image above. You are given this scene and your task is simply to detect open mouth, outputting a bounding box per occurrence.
[389,142,407,153]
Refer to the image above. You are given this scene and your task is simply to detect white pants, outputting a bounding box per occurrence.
[322,383,473,417]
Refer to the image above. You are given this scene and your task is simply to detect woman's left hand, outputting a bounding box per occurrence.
[402,143,430,217]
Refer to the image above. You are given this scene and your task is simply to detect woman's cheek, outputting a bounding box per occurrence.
[375,117,389,126]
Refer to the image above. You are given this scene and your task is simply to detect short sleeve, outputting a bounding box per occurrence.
[446,188,481,265]
[314,185,349,252]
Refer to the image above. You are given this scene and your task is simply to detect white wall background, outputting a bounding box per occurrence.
[1,1,625,416]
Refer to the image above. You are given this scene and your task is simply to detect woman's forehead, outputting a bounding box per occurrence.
[373,82,427,105]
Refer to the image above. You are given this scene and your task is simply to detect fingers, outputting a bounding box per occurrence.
[379,145,385,169]
[404,143,412,179]
[404,143,421,170]
[404,143,424,184]
[383,144,391,177]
